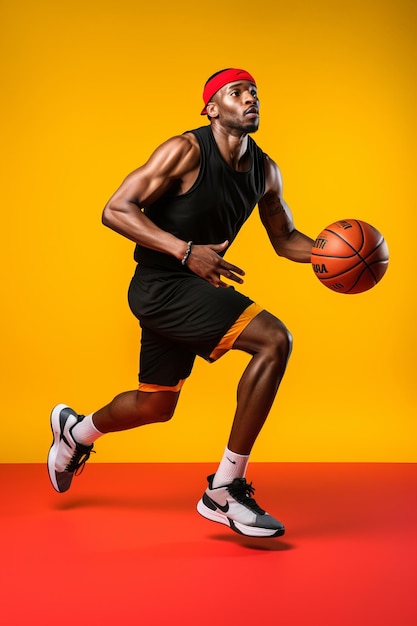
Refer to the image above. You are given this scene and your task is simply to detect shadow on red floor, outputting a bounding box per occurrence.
[0,463,416,625]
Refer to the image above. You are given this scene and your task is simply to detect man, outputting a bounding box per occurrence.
[48,68,315,538]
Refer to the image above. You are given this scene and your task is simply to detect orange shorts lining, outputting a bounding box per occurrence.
[138,379,186,393]
[209,302,263,361]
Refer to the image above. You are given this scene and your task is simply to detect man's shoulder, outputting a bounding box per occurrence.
[154,132,201,170]
[163,132,199,152]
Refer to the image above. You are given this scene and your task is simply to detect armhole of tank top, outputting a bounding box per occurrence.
[260,148,266,197]
[253,140,266,197]
[178,129,205,197]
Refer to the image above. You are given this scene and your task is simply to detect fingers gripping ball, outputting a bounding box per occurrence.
[311,219,389,294]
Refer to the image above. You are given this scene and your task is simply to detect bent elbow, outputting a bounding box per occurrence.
[102,203,116,229]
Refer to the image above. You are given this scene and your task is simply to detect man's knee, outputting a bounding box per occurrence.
[234,310,292,361]
[145,401,176,423]
[271,322,293,362]
[136,390,179,424]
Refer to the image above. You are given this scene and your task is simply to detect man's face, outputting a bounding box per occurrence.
[210,80,260,133]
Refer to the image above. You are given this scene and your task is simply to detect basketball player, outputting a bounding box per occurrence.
[48,68,315,538]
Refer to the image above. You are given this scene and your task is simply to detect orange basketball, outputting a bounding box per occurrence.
[311,219,389,294]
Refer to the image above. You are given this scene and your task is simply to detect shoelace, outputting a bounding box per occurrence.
[66,444,95,475]
[227,478,266,514]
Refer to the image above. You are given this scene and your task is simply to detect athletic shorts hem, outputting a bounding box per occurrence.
[208,302,264,361]
[138,379,186,393]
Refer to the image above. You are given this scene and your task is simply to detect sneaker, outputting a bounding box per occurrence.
[197,474,285,538]
[47,404,94,493]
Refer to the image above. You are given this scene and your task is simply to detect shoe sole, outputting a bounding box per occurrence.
[47,404,72,493]
[196,498,285,538]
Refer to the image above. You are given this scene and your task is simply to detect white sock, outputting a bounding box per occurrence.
[72,413,103,446]
[211,447,250,488]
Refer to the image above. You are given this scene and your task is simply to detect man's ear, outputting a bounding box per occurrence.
[206,101,219,118]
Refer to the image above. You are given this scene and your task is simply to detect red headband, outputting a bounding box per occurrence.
[201,68,256,115]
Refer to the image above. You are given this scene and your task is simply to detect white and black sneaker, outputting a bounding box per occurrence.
[197,474,285,538]
[47,404,94,493]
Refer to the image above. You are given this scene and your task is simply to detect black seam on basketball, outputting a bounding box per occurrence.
[315,226,385,278]
[311,252,357,260]
[351,238,386,286]
[319,257,385,292]
[318,258,382,283]
[361,238,386,262]
[355,220,366,255]
[345,266,376,293]
[312,221,387,293]
[324,228,360,256]
[315,257,364,280]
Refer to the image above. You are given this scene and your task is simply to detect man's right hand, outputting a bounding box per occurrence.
[186,240,245,288]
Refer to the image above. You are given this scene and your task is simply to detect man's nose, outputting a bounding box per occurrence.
[244,90,256,103]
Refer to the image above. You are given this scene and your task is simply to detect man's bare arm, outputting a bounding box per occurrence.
[102,134,245,287]
[102,134,199,261]
[259,155,314,263]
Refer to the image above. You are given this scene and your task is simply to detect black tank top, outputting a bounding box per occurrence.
[134,125,265,270]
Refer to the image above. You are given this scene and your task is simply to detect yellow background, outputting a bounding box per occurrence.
[1,0,415,462]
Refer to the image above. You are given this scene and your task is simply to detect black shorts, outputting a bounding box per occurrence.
[128,265,253,387]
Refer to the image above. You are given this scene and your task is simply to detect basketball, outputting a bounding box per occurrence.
[311,219,389,294]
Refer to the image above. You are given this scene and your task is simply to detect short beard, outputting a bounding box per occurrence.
[227,118,259,134]
[245,121,259,133]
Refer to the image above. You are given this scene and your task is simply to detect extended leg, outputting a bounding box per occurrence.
[47,389,180,493]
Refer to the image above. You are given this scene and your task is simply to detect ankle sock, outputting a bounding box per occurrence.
[212,447,250,488]
[72,414,103,446]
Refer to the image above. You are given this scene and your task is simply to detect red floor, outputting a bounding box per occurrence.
[0,463,415,625]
